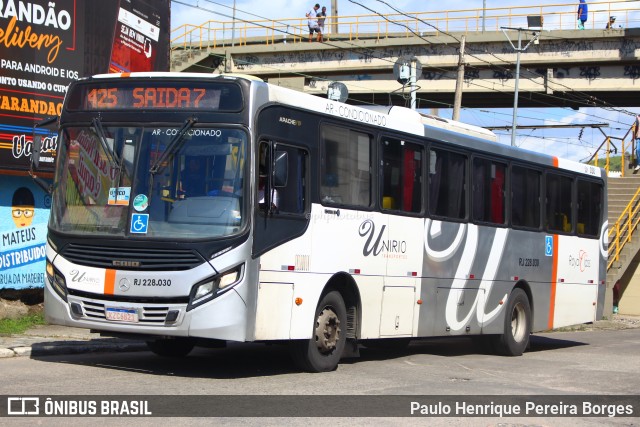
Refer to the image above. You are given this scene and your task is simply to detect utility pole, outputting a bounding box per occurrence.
[452,35,465,121]
[231,0,237,47]
[410,57,417,110]
[501,27,539,146]
[482,0,486,32]
[331,0,338,34]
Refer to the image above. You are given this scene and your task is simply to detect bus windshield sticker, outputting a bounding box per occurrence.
[130,213,149,234]
[133,194,149,212]
[108,187,131,206]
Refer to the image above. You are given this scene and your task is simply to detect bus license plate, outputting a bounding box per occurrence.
[105,307,139,323]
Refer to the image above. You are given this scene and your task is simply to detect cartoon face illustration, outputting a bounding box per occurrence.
[12,187,35,228]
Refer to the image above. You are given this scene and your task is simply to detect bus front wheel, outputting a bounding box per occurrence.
[146,337,196,357]
[493,288,531,356]
[290,290,347,372]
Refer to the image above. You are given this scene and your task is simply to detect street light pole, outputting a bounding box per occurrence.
[501,27,539,146]
[231,0,237,47]
[332,0,338,34]
[410,58,417,110]
[511,30,522,147]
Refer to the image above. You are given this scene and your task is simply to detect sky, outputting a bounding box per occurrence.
[170,0,640,164]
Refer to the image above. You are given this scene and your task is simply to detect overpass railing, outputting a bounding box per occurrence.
[588,122,640,271]
[588,123,635,177]
[608,186,640,270]
[171,1,640,51]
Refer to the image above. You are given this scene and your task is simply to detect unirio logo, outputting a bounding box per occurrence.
[358,220,406,257]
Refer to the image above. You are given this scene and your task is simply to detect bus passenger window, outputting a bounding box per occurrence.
[546,173,573,233]
[381,138,423,213]
[511,166,541,229]
[577,179,602,237]
[472,157,506,225]
[320,125,371,207]
[428,148,466,219]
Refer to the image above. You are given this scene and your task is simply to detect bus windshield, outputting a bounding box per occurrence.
[50,124,247,240]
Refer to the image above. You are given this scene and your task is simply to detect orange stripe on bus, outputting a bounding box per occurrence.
[121,73,131,78]
[548,235,559,329]
[104,269,116,295]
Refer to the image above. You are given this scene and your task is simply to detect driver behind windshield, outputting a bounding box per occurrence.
[180,157,206,197]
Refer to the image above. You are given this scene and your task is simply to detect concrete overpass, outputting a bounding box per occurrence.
[170,1,640,109]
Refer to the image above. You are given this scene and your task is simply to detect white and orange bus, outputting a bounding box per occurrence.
[36,73,607,372]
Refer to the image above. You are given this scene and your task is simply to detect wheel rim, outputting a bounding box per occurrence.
[314,306,341,354]
[511,301,527,343]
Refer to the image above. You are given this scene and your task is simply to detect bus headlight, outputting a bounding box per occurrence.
[46,260,68,302]
[187,264,243,311]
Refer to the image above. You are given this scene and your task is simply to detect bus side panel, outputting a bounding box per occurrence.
[492,228,555,334]
[306,206,388,340]
[254,226,316,340]
[551,235,600,328]
[383,215,425,337]
[420,221,518,336]
[420,222,588,336]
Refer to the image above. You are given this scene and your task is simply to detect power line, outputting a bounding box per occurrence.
[172,0,638,156]
[361,0,637,123]
[174,0,633,127]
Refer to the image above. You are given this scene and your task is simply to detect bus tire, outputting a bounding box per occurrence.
[146,338,196,357]
[493,288,531,356]
[290,290,347,372]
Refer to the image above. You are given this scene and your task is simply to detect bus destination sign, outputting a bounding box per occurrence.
[66,81,242,111]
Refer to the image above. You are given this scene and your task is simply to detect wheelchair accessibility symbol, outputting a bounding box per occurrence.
[545,235,553,257]
[130,213,149,234]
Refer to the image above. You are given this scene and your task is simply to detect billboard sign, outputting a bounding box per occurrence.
[0,0,170,173]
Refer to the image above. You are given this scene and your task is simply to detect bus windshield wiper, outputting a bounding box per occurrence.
[91,117,119,169]
[149,117,198,175]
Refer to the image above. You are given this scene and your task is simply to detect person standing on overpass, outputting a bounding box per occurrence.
[317,6,327,42]
[306,3,322,42]
[577,0,588,30]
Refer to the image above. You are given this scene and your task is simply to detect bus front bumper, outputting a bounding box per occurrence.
[44,281,249,341]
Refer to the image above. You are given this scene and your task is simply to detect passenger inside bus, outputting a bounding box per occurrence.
[180,157,207,197]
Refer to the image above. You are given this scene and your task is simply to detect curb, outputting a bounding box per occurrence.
[0,340,147,358]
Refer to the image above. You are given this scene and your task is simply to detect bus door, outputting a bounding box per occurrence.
[252,141,309,257]
[379,137,425,337]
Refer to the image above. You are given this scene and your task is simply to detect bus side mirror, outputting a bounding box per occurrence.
[29,134,52,194]
[273,150,288,187]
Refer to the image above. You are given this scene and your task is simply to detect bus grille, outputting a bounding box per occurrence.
[79,299,177,325]
[60,244,204,271]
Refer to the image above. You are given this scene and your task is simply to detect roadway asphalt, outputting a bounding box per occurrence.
[0,315,638,358]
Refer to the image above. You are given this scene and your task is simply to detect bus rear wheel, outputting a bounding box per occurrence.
[290,290,347,372]
[493,288,531,356]
[146,337,196,357]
